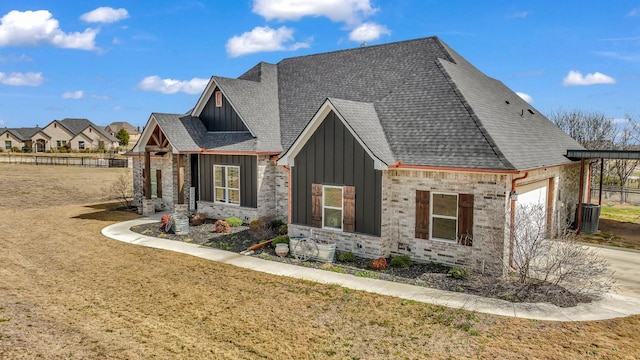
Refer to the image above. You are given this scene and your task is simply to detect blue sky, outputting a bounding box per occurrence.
[0,1,639,129]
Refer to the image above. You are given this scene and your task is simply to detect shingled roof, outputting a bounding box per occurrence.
[276,36,581,170]
[55,118,118,142]
[143,36,581,171]
[0,127,49,141]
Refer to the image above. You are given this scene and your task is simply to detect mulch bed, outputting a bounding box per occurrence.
[131,220,591,307]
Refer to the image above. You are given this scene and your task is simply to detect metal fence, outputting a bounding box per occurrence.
[0,155,129,168]
[591,186,640,206]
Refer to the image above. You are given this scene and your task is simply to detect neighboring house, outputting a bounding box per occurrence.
[42,118,118,151]
[105,122,141,144]
[130,37,584,273]
[0,127,50,152]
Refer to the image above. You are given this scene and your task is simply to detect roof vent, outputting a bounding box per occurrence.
[527,109,535,115]
[505,100,510,105]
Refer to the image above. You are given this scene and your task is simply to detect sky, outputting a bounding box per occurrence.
[0,1,639,129]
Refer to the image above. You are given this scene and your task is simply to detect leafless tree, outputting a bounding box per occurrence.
[106,171,134,209]
[511,203,615,299]
[548,108,617,149]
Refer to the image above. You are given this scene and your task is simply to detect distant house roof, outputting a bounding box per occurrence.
[141,36,582,171]
[105,121,139,135]
[0,127,50,141]
[54,118,118,142]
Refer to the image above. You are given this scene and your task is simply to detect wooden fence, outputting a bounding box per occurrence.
[0,155,129,168]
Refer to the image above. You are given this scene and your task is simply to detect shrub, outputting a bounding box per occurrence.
[270,219,285,229]
[448,266,470,280]
[390,255,412,268]
[225,217,243,227]
[160,214,172,232]
[271,235,289,247]
[278,224,288,236]
[249,218,269,239]
[12,146,22,153]
[338,252,357,262]
[214,219,230,233]
[370,257,387,270]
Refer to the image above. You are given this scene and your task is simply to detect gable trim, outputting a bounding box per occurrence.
[133,115,178,154]
[277,99,388,170]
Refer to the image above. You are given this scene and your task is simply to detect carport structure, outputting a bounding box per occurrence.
[566,149,640,234]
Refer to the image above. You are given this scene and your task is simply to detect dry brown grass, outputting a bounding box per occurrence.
[1,164,639,359]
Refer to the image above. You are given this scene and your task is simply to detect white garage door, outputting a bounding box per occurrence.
[513,180,548,265]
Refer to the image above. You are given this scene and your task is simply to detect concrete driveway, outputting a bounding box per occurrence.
[591,245,640,297]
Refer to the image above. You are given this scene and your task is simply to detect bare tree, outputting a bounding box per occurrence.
[548,108,616,149]
[105,171,134,209]
[610,119,639,202]
[511,203,615,300]
[498,205,614,299]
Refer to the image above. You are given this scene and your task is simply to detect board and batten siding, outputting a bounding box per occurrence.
[199,154,258,208]
[291,111,382,236]
[199,87,249,132]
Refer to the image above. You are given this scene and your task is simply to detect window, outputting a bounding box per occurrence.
[78,141,85,150]
[311,183,356,232]
[214,165,240,205]
[5,140,11,150]
[215,91,223,107]
[415,190,474,246]
[431,193,458,241]
[149,169,162,198]
[56,140,67,148]
[323,186,343,229]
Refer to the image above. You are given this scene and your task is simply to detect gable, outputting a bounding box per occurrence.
[199,87,249,132]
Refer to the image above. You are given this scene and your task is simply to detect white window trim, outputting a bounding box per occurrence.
[213,165,240,206]
[5,140,11,150]
[322,185,344,231]
[430,192,458,242]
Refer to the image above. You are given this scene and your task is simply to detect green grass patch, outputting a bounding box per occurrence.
[600,205,640,224]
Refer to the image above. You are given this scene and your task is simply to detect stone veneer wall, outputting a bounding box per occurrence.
[132,153,176,213]
[274,166,289,222]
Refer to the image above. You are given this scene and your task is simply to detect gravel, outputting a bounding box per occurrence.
[131,220,592,307]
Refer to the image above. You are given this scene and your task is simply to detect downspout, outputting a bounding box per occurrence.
[509,172,529,267]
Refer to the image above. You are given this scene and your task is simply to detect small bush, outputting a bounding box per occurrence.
[225,217,243,227]
[278,224,288,235]
[338,252,357,262]
[271,235,289,247]
[370,257,387,270]
[448,266,470,280]
[270,219,285,229]
[249,218,269,239]
[214,219,231,233]
[390,255,412,268]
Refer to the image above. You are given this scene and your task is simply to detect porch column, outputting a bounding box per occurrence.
[177,154,185,204]
[144,150,151,199]
[576,158,585,234]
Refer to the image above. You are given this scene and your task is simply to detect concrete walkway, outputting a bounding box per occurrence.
[101,217,640,322]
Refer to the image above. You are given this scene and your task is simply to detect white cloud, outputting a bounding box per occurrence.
[593,51,640,62]
[253,0,376,24]
[0,54,31,63]
[80,7,129,23]
[62,90,84,99]
[627,8,640,17]
[91,94,110,100]
[562,70,616,86]
[226,26,310,57]
[0,10,97,50]
[506,11,528,19]
[0,118,4,126]
[348,22,390,42]
[0,71,43,86]
[137,75,208,94]
[516,92,533,104]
